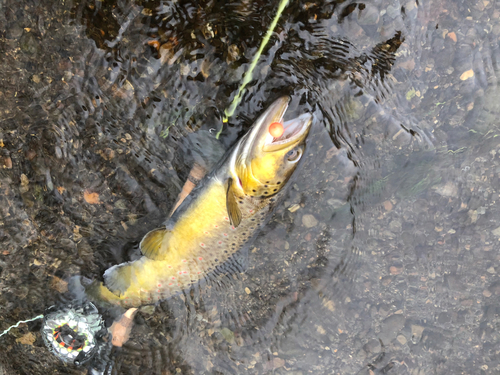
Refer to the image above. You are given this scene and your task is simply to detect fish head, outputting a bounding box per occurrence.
[231,97,313,197]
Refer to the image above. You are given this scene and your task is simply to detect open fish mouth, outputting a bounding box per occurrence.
[264,113,313,150]
[252,96,312,152]
[238,96,313,156]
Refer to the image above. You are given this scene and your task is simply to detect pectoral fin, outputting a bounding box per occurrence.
[226,177,242,227]
[140,228,172,260]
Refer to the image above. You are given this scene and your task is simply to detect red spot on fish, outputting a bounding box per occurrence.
[169,283,173,286]
[218,241,222,245]
[157,290,161,293]
[200,243,205,247]
[214,225,218,228]
[223,233,228,236]
[224,217,229,221]
[157,284,161,287]
[249,209,254,213]
[198,257,203,261]
[177,283,181,286]
[182,259,187,262]
[183,271,187,274]
[179,271,182,275]
[198,271,201,274]
[231,226,235,230]
[205,231,209,235]
[171,276,176,280]
[168,265,172,268]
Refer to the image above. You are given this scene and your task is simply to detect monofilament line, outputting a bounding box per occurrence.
[0,314,44,338]
[216,0,290,139]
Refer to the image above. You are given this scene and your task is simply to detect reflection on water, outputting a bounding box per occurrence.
[0,0,500,373]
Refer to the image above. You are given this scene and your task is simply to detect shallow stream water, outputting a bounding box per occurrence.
[1,0,500,374]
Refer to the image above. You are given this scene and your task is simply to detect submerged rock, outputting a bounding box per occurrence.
[19,32,39,55]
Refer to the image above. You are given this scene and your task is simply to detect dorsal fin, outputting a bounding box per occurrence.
[140,228,172,260]
[226,177,242,227]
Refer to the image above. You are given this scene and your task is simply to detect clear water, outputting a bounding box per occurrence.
[0,0,500,374]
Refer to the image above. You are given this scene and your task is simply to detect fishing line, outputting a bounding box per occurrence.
[0,314,44,338]
[216,0,290,139]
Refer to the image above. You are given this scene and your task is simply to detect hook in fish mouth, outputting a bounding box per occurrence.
[243,96,313,154]
[230,96,313,197]
[263,112,313,151]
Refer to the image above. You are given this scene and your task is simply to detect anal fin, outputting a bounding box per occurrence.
[226,178,242,227]
[140,228,172,260]
[103,264,132,297]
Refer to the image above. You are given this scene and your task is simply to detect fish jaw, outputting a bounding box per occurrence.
[231,97,313,197]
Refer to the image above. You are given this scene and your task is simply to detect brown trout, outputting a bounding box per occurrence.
[87,97,312,308]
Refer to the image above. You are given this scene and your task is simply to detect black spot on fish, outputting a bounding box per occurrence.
[252,189,256,192]
[273,189,277,192]
[277,181,281,185]
[264,185,268,187]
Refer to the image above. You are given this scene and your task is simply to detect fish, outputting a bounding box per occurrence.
[86,96,313,308]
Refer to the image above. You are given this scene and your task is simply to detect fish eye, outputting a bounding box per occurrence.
[286,148,301,162]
